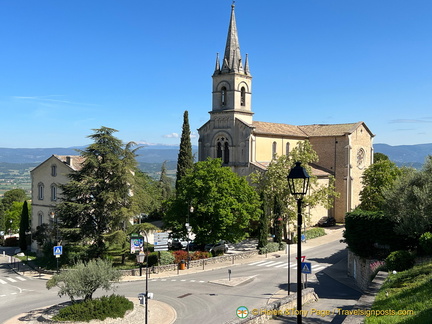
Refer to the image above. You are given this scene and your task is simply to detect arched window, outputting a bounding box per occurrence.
[272,141,277,159]
[38,182,44,200]
[240,87,246,106]
[51,164,57,177]
[38,211,44,226]
[221,87,227,106]
[51,184,57,201]
[224,142,230,164]
[217,142,223,159]
[216,136,230,164]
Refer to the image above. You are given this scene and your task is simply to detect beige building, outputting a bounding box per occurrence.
[30,154,83,251]
[198,4,374,223]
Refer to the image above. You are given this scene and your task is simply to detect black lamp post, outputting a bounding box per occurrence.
[287,162,310,324]
[140,230,149,324]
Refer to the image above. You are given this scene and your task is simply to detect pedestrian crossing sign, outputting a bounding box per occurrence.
[301,262,312,274]
[53,246,63,256]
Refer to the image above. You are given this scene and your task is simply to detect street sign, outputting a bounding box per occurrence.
[153,232,169,251]
[53,246,63,256]
[301,262,312,274]
[296,256,306,262]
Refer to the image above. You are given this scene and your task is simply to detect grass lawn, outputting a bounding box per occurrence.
[365,261,432,323]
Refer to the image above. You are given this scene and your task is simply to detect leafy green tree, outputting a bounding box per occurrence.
[175,110,194,191]
[4,201,23,235]
[358,158,402,211]
[165,158,261,244]
[383,156,432,240]
[46,259,121,302]
[257,192,269,249]
[55,127,139,258]
[159,161,173,200]
[252,140,338,241]
[19,201,30,251]
[133,170,163,218]
[1,189,28,210]
[374,152,390,162]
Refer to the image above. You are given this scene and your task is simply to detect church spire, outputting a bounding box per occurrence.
[221,2,244,74]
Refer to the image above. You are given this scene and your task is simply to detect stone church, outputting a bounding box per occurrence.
[198,4,374,223]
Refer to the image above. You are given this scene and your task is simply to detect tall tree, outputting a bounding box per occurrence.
[165,158,261,244]
[252,140,338,241]
[175,110,194,191]
[1,189,27,210]
[358,158,402,211]
[383,156,432,239]
[159,161,173,200]
[19,201,30,251]
[55,127,139,258]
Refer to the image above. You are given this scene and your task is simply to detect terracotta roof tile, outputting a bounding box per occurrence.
[252,121,307,137]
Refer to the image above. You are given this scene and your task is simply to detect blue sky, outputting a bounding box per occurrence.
[1,0,431,148]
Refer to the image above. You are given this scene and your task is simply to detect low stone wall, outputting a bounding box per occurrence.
[347,250,376,291]
[225,288,318,324]
[121,250,260,276]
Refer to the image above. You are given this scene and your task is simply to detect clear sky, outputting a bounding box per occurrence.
[1,0,431,148]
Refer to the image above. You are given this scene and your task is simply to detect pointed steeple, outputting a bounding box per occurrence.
[214,52,220,73]
[221,3,244,74]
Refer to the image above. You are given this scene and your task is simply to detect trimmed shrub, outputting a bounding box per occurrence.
[172,250,188,264]
[259,242,282,254]
[419,232,432,255]
[385,250,415,272]
[52,294,133,322]
[292,227,326,243]
[343,210,407,258]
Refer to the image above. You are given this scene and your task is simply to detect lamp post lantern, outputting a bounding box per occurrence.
[287,162,310,324]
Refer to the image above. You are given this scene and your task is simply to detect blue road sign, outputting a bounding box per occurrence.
[301,262,312,274]
[53,246,63,256]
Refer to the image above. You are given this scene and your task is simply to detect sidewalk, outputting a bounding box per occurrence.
[2,227,347,324]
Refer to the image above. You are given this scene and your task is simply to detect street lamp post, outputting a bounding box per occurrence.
[287,162,310,324]
[141,230,149,324]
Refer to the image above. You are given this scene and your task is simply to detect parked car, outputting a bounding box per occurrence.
[317,216,336,227]
[186,241,205,251]
[167,235,188,250]
[205,240,229,254]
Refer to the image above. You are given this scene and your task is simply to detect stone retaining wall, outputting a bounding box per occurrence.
[121,250,260,276]
[347,250,376,291]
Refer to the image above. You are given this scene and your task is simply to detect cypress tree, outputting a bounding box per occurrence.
[175,111,194,191]
[19,201,30,251]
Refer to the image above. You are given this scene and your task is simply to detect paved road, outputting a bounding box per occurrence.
[1,227,362,323]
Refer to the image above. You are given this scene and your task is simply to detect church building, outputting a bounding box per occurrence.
[198,4,374,223]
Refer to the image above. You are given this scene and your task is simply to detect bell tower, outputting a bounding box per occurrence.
[211,3,253,124]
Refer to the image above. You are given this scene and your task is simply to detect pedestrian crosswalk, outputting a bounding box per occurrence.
[0,276,27,284]
[248,260,326,273]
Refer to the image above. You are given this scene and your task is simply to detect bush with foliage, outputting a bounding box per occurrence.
[292,227,326,243]
[146,251,175,267]
[259,242,284,254]
[343,210,406,258]
[52,294,133,322]
[46,259,121,302]
[172,250,188,264]
[419,232,432,255]
[385,250,415,272]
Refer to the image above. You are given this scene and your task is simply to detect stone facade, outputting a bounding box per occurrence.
[30,155,84,252]
[198,5,374,223]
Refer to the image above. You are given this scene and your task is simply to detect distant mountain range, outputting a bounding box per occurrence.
[0,143,430,167]
[0,145,195,164]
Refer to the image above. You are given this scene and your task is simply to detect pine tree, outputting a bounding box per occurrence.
[56,127,139,258]
[175,111,194,191]
[19,201,30,251]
